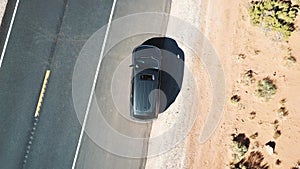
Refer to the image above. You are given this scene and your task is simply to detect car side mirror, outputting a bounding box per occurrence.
[129,64,134,67]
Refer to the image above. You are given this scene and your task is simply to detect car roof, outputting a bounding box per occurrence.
[133,69,159,118]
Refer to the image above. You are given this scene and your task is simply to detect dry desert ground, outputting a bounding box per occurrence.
[147,0,300,169]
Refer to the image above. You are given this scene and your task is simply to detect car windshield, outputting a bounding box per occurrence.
[135,56,159,69]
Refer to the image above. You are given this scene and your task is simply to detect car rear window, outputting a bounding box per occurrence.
[140,74,154,81]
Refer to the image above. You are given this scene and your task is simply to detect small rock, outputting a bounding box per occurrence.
[265,141,276,155]
[265,145,274,155]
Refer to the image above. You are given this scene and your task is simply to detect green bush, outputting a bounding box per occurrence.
[256,77,277,100]
[249,0,300,39]
[231,134,250,165]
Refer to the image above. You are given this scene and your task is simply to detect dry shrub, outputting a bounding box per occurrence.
[231,95,241,103]
[290,160,300,169]
[233,151,269,169]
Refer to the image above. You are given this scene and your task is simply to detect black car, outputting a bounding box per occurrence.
[130,45,162,120]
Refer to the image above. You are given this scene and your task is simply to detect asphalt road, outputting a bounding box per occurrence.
[0,0,171,169]
[0,0,111,168]
[0,0,80,169]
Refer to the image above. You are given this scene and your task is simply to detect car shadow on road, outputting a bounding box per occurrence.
[141,37,184,113]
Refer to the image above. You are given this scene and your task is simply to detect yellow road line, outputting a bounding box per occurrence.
[34,70,51,117]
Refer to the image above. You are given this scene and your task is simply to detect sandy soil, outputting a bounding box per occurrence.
[146,0,300,168]
[0,0,7,25]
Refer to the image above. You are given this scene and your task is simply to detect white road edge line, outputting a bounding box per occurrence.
[0,0,20,68]
[71,0,118,168]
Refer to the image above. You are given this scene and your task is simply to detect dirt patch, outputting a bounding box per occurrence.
[146,0,300,168]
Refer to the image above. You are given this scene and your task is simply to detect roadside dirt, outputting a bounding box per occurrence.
[147,0,300,168]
